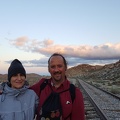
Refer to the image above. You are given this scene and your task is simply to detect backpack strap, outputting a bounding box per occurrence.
[69,84,76,103]
[39,79,49,96]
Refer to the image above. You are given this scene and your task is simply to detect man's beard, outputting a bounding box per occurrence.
[53,71,62,82]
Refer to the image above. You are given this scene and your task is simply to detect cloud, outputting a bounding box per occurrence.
[43,39,54,46]
[11,36,28,46]
[11,37,120,59]
[8,36,120,67]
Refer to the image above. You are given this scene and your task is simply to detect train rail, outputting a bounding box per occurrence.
[76,79,120,120]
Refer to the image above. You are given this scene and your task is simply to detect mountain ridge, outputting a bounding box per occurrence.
[66,60,120,82]
[0,60,120,85]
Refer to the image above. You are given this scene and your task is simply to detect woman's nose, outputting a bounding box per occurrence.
[17,74,22,80]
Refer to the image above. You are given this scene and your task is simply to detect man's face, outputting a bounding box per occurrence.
[48,56,67,83]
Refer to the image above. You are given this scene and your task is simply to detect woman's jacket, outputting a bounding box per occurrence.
[0,82,39,120]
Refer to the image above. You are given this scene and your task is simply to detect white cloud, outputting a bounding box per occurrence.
[11,37,120,60]
[43,39,54,46]
[11,36,28,46]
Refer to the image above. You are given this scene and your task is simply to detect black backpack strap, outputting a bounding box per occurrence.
[69,84,76,103]
[39,79,49,96]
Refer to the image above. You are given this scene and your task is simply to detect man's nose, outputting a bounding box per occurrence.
[54,66,59,71]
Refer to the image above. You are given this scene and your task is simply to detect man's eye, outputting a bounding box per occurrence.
[51,66,55,69]
[58,65,62,68]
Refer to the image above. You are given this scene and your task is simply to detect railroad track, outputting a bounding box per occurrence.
[76,79,120,120]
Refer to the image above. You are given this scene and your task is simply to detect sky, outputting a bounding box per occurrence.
[0,0,120,75]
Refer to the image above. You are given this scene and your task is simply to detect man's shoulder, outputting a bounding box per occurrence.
[75,87,83,99]
[29,78,50,94]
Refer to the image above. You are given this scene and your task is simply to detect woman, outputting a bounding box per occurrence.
[0,59,39,120]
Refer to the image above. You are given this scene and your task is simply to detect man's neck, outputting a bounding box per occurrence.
[51,78,65,88]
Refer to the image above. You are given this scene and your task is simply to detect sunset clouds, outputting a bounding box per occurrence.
[8,36,120,69]
[11,36,120,60]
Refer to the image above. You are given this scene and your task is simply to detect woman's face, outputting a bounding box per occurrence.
[10,73,25,89]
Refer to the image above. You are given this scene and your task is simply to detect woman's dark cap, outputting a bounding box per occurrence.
[8,59,26,82]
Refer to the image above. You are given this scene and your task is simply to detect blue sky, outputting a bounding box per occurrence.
[0,0,120,75]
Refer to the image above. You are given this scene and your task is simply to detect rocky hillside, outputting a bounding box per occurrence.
[66,60,120,82]
[0,60,120,85]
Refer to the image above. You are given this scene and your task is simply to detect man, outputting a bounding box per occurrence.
[30,53,85,120]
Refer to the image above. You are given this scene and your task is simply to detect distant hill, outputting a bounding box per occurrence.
[26,73,50,85]
[0,73,50,85]
[66,60,120,82]
[0,60,120,85]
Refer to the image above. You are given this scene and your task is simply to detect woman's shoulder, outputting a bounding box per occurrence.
[26,88,36,94]
[26,88,38,97]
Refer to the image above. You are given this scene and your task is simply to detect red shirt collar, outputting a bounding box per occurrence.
[49,77,70,90]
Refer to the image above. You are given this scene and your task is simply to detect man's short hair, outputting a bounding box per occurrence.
[48,53,67,69]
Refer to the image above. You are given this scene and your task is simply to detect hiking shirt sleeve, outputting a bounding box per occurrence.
[71,88,85,120]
